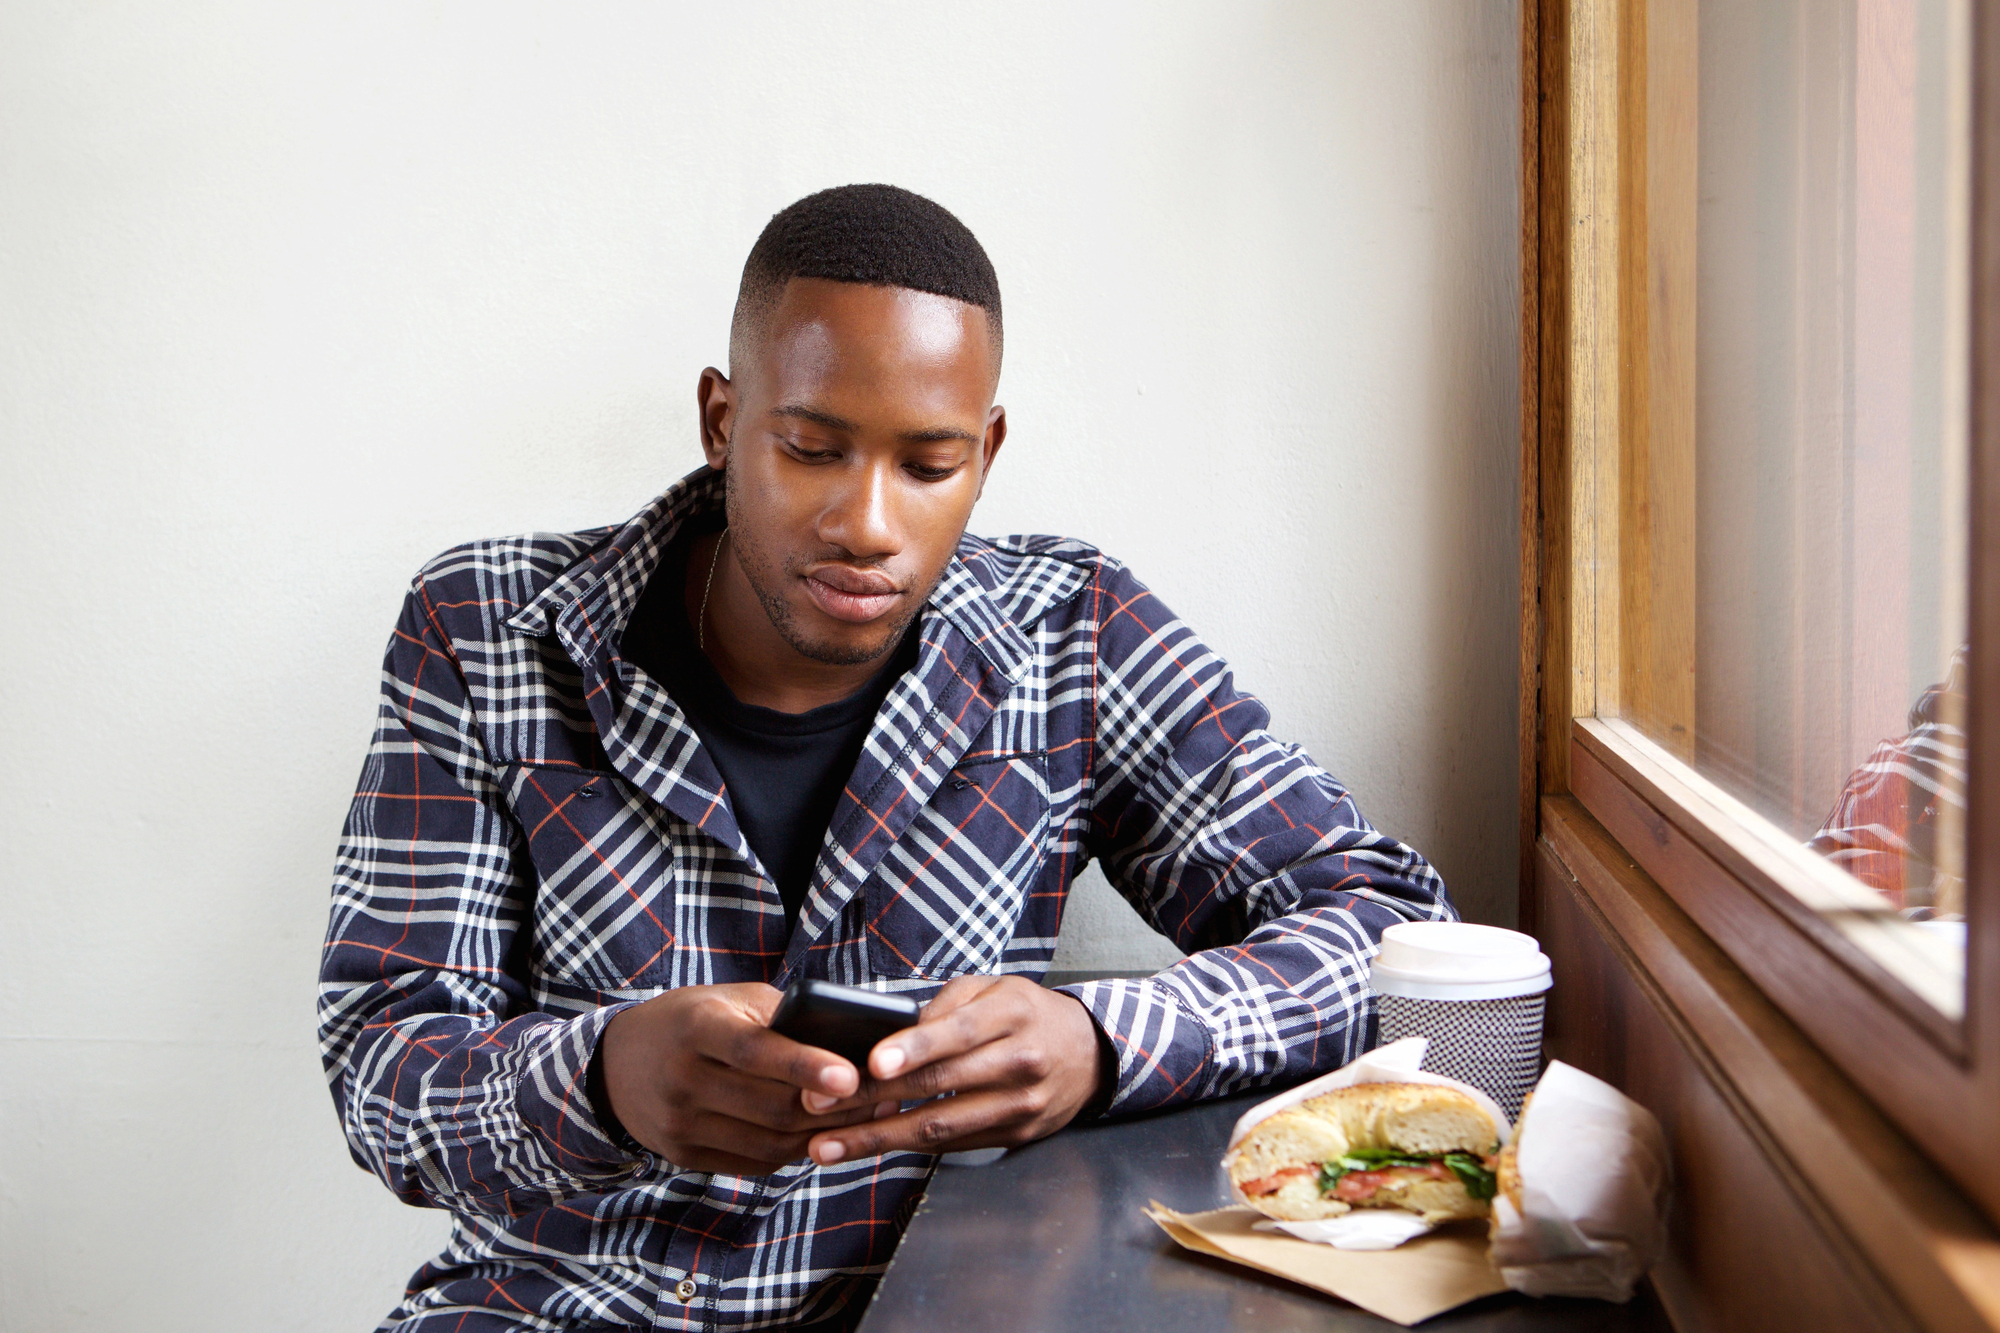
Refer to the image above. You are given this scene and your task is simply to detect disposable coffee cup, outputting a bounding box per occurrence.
[1370,921,1551,1122]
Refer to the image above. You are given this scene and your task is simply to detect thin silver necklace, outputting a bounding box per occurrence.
[697,528,728,653]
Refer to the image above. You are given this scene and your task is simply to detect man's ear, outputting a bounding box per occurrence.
[697,367,734,469]
[976,405,1007,500]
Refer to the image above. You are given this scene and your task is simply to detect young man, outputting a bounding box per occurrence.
[320,184,1455,1332]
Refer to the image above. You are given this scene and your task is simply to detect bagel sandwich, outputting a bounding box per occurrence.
[1225,1082,1501,1224]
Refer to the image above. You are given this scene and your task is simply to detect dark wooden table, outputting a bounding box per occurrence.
[860,982,1671,1332]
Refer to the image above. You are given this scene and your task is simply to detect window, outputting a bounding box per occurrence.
[1528,0,2000,1222]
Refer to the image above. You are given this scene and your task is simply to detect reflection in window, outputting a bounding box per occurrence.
[1670,0,1970,1003]
[1806,645,1967,924]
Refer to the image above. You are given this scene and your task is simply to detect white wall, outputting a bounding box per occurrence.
[0,3,1520,1328]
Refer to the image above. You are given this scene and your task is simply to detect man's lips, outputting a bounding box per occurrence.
[802,566,903,624]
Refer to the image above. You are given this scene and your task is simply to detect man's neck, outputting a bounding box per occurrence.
[683,531,899,713]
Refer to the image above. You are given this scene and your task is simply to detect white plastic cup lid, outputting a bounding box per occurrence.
[1371,921,1552,988]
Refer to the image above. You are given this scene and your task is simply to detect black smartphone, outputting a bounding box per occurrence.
[769,978,921,1068]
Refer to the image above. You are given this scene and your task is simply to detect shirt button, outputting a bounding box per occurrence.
[676,1277,698,1302]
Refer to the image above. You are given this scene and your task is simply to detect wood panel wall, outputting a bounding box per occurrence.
[1537,795,2000,1333]
[1538,808,1905,1332]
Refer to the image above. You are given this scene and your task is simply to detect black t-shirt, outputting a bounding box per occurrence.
[619,525,918,936]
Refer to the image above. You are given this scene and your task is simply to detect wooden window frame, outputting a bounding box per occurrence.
[1521,0,2000,1227]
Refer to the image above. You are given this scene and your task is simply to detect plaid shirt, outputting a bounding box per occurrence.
[319,467,1454,1332]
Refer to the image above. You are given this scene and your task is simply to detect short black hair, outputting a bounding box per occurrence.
[730,183,1002,375]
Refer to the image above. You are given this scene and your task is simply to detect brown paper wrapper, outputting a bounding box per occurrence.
[1144,1202,1507,1326]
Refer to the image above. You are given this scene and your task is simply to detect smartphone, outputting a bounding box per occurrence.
[769,978,921,1069]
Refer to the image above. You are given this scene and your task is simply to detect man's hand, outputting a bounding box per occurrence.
[796,975,1108,1165]
[600,982,895,1175]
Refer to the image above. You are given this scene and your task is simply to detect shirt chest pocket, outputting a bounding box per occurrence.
[862,752,1052,979]
[505,765,674,993]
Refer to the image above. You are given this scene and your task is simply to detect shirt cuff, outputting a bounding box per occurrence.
[1054,976,1216,1116]
[516,1002,649,1182]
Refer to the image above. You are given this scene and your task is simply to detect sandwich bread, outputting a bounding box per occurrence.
[1226,1082,1500,1224]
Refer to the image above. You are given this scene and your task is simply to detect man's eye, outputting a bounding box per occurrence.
[786,443,838,463]
[907,463,960,482]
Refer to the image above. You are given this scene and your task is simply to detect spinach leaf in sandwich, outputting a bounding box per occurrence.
[1316,1147,1499,1200]
[1442,1152,1498,1201]
[1316,1147,1438,1195]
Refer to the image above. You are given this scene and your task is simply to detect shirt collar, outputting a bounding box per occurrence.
[504,466,1032,685]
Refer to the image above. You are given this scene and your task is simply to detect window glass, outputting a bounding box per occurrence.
[1662,0,1970,1010]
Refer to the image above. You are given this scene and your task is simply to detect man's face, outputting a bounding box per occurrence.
[700,277,1005,667]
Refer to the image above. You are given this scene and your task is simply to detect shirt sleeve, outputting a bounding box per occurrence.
[317,578,644,1221]
[1056,559,1457,1115]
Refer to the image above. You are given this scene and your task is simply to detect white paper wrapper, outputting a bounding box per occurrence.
[1253,1212,1435,1251]
[1488,1060,1670,1301]
[1220,1036,1512,1247]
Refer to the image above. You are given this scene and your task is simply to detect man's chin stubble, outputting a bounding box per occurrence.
[750,571,919,668]
[786,599,921,666]
[723,481,930,668]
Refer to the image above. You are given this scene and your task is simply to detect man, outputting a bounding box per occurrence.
[320,184,1455,1332]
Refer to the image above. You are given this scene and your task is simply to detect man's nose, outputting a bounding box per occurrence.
[818,458,900,559]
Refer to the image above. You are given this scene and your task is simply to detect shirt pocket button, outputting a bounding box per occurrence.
[675,1277,698,1301]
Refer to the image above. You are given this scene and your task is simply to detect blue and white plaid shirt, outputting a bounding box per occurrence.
[319,467,1455,1332]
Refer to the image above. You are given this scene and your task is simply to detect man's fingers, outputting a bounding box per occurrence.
[814,1036,1045,1111]
[699,1063,887,1132]
[807,1088,1037,1164]
[867,979,1015,1081]
[686,998,859,1097]
[676,1111,820,1169]
[730,983,786,1025]
[916,973,997,1021]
